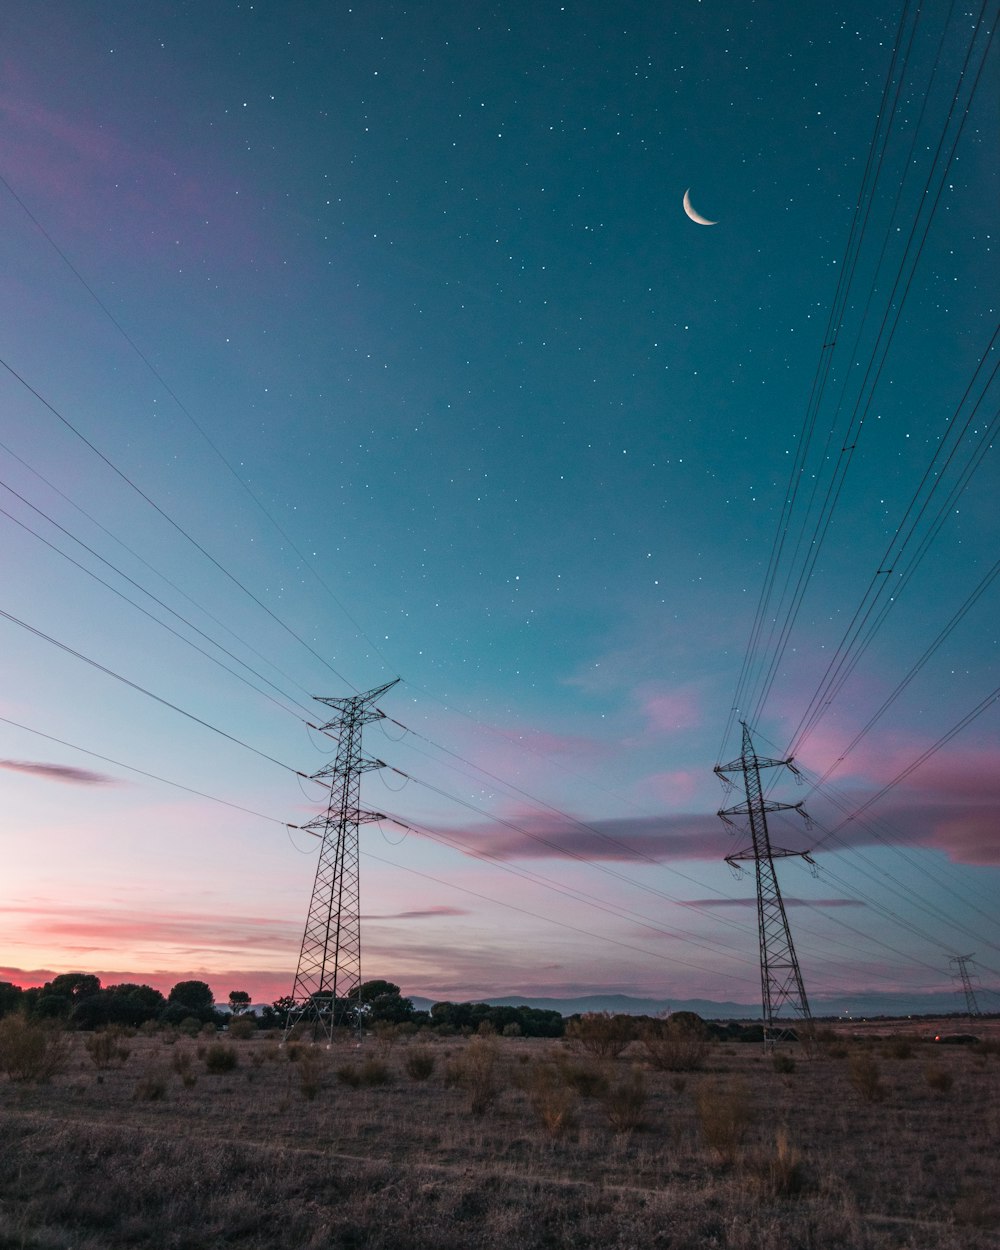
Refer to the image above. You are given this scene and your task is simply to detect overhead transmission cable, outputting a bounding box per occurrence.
[0,714,288,826]
[745,0,996,736]
[718,0,924,759]
[0,480,316,721]
[0,435,319,702]
[724,0,994,754]
[750,728,1000,934]
[0,354,356,690]
[0,606,305,776]
[0,167,397,678]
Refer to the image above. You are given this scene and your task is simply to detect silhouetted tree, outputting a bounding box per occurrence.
[72,983,166,1030]
[162,980,216,1023]
[33,973,102,1019]
[0,982,23,1019]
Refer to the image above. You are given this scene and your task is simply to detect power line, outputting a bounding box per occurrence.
[0,606,303,775]
[0,483,315,721]
[0,353,356,690]
[0,714,287,825]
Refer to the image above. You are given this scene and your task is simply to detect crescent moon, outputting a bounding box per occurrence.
[683,188,718,226]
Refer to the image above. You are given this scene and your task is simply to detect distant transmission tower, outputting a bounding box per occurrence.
[285,678,398,1041]
[715,722,815,1048]
[949,953,982,1019]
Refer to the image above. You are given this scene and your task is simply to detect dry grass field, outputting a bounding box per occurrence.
[1,1020,998,1249]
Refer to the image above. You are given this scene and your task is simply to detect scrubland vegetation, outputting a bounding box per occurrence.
[0,1011,997,1249]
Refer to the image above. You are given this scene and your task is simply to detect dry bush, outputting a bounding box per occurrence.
[848,1052,887,1103]
[170,1046,198,1089]
[772,1051,795,1074]
[404,1047,435,1081]
[227,1017,256,1040]
[565,1012,634,1060]
[524,1061,578,1138]
[641,1016,709,1072]
[359,1056,392,1086]
[445,1037,500,1116]
[553,1054,609,1098]
[337,1057,392,1088]
[695,1077,754,1164]
[743,1127,807,1199]
[923,1064,953,1093]
[602,1066,647,1133]
[84,1028,131,1071]
[133,1067,167,1101]
[371,1022,399,1054]
[0,1016,70,1083]
[296,1046,326,1099]
[204,1043,239,1074]
[883,1037,914,1060]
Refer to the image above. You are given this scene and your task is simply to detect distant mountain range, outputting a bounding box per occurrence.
[408,990,978,1020]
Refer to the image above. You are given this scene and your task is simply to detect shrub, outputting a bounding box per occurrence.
[924,1065,954,1093]
[525,1061,578,1138]
[744,1127,807,1198]
[772,1052,796,1075]
[297,1046,326,1099]
[84,1028,131,1070]
[171,1047,197,1088]
[695,1077,755,1164]
[133,1068,167,1101]
[0,1016,70,1082]
[445,1038,499,1116]
[336,1064,362,1088]
[566,1012,633,1060]
[359,1057,392,1086]
[602,1066,647,1133]
[884,1038,913,1060]
[554,1056,609,1099]
[405,1048,435,1081]
[848,1053,887,1103]
[228,1017,256,1041]
[204,1043,239,1074]
[641,1015,709,1072]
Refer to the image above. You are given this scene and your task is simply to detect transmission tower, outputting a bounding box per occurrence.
[949,953,982,1018]
[715,722,815,1048]
[285,678,398,1041]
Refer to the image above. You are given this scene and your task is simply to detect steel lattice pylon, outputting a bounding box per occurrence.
[949,954,982,1018]
[715,722,815,1048]
[285,678,398,1041]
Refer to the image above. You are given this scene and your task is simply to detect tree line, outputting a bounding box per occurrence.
[0,974,566,1037]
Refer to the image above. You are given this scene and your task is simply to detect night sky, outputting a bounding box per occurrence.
[1,1,997,1013]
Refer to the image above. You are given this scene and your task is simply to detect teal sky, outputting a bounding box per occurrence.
[1,1,997,1013]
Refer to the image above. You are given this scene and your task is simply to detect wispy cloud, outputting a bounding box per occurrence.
[0,759,117,786]
[363,906,470,920]
[679,897,865,909]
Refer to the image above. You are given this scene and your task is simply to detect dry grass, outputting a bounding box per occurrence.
[695,1076,755,1163]
[0,1023,997,1248]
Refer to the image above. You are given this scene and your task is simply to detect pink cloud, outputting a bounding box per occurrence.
[425,810,737,863]
[0,78,268,270]
[637,685,702,734]
[641,769,701,804]
[0,759,117,785]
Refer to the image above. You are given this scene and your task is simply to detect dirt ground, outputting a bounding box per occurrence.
[0,1023,998,1249]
